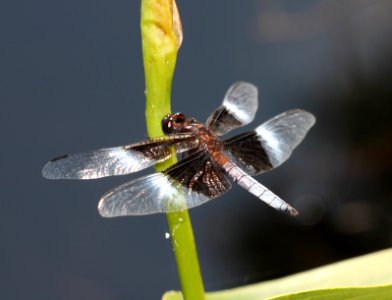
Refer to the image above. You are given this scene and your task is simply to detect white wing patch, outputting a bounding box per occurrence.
[255,109,316,167]
[98,173,215,217]
[222,81,258,125]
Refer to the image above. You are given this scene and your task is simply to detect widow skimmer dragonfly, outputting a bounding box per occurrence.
[42,82,315,217]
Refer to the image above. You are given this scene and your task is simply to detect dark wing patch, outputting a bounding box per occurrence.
[224,131,273,176]
[206,82,258,136]
[98,150,231,217]
[206,106,242,137]
[165,150,231,200]
[42,133,199,180]
[224,110,316,175]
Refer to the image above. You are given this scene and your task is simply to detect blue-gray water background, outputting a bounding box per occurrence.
[1,0,392,299]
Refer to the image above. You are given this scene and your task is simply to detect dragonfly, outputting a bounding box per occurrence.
[42,82,315,218]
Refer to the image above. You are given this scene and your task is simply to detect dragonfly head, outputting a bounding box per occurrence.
[162,113,200,134]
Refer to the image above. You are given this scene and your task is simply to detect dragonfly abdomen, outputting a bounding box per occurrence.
[222,161,298,216]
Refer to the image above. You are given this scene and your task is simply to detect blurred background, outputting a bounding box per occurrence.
[1,0,391,299]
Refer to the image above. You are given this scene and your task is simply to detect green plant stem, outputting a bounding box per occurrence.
[140,1,205,299]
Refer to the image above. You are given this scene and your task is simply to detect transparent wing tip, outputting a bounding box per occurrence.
[97,192,117,218]
[233,81,258,90]
[42,161,58,179]
[291,109,317,127]
[302,111,316,127]
[42,154,72,179]
[41,163,51,179]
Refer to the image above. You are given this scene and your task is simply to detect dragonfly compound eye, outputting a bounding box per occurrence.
[161,114,173,134]
[173,113,186,124]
